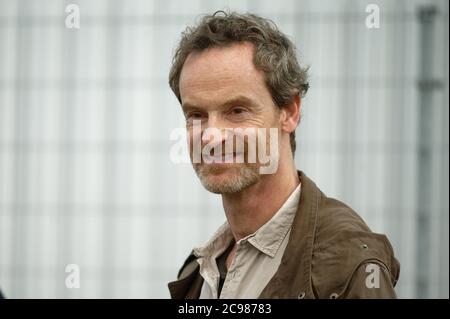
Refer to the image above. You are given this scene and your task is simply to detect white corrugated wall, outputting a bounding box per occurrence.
[0,0,448,298]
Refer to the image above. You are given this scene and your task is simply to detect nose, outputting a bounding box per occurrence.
[201,114,227,146]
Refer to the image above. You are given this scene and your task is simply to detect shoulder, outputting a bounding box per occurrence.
[311,194,400,298]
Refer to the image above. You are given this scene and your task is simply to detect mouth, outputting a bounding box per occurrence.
[202,153,245,164]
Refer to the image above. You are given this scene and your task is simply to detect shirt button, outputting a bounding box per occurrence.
[330,293,339,299]
[298,292,306,299]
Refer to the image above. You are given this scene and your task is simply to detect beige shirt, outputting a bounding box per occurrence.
[193,183,301,299]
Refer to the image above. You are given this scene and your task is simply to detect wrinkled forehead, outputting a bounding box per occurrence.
[179,42,270,107]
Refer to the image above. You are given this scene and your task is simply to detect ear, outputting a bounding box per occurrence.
[280,95,301,134]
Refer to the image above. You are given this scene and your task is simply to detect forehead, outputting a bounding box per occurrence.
[179,42,271,107]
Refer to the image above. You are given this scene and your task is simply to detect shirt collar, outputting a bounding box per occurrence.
[193,183,301,259]
[193,221,234,259]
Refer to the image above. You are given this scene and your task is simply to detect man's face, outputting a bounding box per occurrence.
[179,42,280,194]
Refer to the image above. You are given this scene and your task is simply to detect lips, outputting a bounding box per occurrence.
[202,153,245,164]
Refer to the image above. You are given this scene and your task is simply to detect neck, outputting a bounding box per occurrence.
[221,156,299,242]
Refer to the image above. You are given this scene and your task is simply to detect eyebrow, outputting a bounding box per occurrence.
[182,95,259,112]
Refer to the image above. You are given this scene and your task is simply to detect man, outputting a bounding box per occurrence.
[167,11,400,299]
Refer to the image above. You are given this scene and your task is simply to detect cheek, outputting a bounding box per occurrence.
[186,129,196,157]
[186,124,203,144]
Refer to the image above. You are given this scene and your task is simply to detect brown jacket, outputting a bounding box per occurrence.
[168,171,400,299]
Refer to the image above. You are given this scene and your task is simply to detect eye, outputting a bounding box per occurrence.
[230,107,247,115]
[186,112,204,120]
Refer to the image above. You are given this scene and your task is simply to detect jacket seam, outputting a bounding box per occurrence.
[305,182,320,298]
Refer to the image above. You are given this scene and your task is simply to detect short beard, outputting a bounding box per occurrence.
[193,163,260,194]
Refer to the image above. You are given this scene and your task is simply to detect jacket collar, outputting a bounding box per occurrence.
[259,170,319,298]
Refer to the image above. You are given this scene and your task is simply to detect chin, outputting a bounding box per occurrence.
[194,163,260,194]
